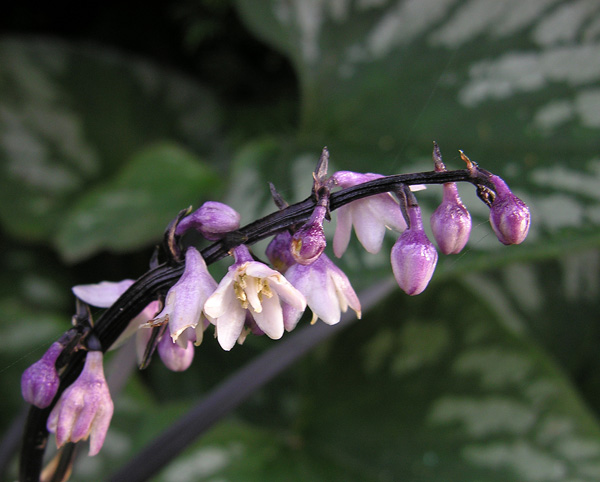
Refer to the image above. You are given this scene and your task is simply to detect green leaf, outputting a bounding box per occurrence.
[235,0,600,259]
[0,38,222,242]
[54,143,221,262]
[280,284,600,480]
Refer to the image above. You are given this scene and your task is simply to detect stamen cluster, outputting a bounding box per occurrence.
[20,144,530,472]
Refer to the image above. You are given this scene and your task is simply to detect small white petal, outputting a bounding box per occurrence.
[72,280,134,308]
[244,262,279,279]
[268,274,306,311]
[204,272,236,318]
[215,304,247,351]
[352,202,388,254]
[333,206,353,258]
[251,291,284,339]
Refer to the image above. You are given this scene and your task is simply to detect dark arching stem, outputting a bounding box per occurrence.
[19,165,494,481]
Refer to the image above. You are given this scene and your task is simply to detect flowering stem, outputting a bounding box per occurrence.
[19,164,495,481]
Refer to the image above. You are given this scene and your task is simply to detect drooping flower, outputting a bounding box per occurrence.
[47,351,113,456]
[291,204,328,265]
[391,205,438,296]
[204,244,306,351]
[21,342,63,408]
[157,328,195,372]
[176,201,241,240]
[146,246,217,347]
[283,254,361,331]
[331,171,407,257]
[488,174,531,245]
[430,182,472,254]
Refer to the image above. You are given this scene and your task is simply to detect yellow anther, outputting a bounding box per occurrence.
[233,280,248,309]
[259,279,273,299]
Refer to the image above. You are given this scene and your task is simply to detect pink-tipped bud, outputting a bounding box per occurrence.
[391,206,438,296]
[21,342,63,408]
[489,175,530,245]
[430,183,472,254]
[157,330,195,372]
[266,231,296,273]
[291,205,327,265]
[176,201,241,240]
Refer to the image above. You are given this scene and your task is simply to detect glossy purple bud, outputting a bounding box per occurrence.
[176,201,241,240]
[157,330,195,372]
[430,183,472,254]
[291,206,327,265]
[266,231,296,274]
[391,206,438,296]
[21,342,62,408]
[489,175,531,245]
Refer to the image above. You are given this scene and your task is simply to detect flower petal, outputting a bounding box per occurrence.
[333,205,353,258]
[215,304,246,351]
[268,274,307,311]
[251,291,284,340]
[352,202,388,254]
[204,272,236,319]
[72,280,134,308]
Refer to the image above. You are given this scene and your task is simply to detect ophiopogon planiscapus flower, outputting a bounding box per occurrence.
[19,144,530,481]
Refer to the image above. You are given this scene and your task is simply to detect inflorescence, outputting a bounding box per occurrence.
[19,144,530,480]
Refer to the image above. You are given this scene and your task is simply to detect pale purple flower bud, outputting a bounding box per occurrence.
[176,201,241,240]
[391,206,438,296]
[291,205,327,265]
[430,183,472,255]
[488,175,531,245]
[21,342,62,408]
[157,329,195,372]
[332,171,407,257]
[266,231,296,274]
[283,254,361,330]
[47,351,113,456]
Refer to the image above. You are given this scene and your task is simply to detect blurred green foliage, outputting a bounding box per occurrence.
[2,1,600,480]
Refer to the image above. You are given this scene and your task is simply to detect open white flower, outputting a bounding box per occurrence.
[204,245,306,351]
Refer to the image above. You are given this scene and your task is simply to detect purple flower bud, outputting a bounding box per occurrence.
[176,201,241,240]
[488,175,531,245]
[391,206,438,296]
[430,183,472,255]
[47,351,113,456]
[291,205,327,265]
[266,231,296,273]
[157,330,195,372]
[21,342,63,408]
